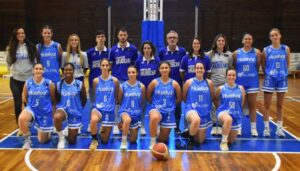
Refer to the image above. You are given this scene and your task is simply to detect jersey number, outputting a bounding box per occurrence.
[276,62,280,69]
[229,102,235,109]
[243,65,249,72]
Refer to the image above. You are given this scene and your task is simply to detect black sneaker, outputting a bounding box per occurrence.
[187,140,195,150]
[175,127,182,134]
[175,140,186,149]
[180,129,189,138]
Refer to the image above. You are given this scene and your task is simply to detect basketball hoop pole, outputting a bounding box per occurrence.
[108,0,112,48]
[195,0,199,37]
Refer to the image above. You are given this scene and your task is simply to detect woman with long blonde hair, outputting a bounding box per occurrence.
[62,34,88,82]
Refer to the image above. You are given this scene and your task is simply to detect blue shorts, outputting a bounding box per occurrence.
[92,108,115,127]
[25,107,53,132]
[236,77,259,93]
[149,108,176,128]
[57,107,82,129]
[185,109,212,129]
[120,112,141,129]
[217,111,242,130]
[262,75,288,92]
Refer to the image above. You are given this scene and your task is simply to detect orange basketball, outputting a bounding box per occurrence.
[151,142,169,160]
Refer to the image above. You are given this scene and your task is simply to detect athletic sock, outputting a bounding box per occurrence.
[222,134,228,143]
[264,121,270,129]
[251,122,256,129]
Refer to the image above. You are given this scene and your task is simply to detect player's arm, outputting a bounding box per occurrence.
[141,83,146,104]
[173,80,182,105]
[214,86,222,108]
[239,85,246,106]
[147,79,157,103]
[49,81,56,114]
[286,46,291,69]
[182,79,192,102]
[207,79,215,102]
[113,77,120,105]
[255,49,262,72]
[261,49,266,74]
[117,84,123,105]
[22,82,28,108]
[80,82,87,107]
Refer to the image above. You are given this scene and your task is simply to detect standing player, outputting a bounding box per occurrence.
[118,66,145,150]
[18,63,56,149]
[233,33,261,136]
[89,59,120,150]
[262,28,290,137]
[135,41,160,135]
[37,25,63,83]
[180,37,211,82]
[6,26,37,132]
[182,62,214,149]
[159,30,186,134]
[54,63,87,149]
[109,28,138,134]
[215,68,245,151]
[147,61,181,149]
[62,34,88,82]
[207,34,233,135]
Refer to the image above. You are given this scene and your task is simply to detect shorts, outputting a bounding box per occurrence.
[149,108,176,128]
[25,107,53,132]
[120,112,141,129]
[57,107,82,129]
[217,111,242,130]
[262,75,288,93]
[185,109,212,129]
[236,77,259,93]
[92,108,115,127]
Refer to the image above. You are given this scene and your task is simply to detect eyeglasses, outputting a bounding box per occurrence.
[167,37,178,39]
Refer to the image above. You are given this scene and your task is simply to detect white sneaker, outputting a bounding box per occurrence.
[23,139,31,149]
[217,126,223,135]
[220,141,229,151]
[140,126,146,136]
[263,127,271,137]
[57,137,66,149]
[113,125,120,135]
[120,139,127,150]
[211,126,217,135]
[237,127,242,136]
[276,128,286,137]
[149,139,156,150]
[63,127,69,137]
[251,128,258,137]
[87,124,91,132]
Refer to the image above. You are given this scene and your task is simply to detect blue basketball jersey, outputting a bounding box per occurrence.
[94,76,116,112]
[217,84,243,119]
[119,81,142,116]
[38,41,61,83]
[26,78,52,114]
[56,79,83,113]
[151,78,176,113]
[186,78,211,116]
[264,45,288,78]
[235,48,259,86]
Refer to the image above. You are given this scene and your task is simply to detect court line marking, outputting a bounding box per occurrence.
[286,96,300,103]
[257,111,300,141]
[0,129,18,143]
[272,152,281,171]
[25,149,38,171]
[5,135,298,141]
[1,147,300,154]
[0,97,13,104]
